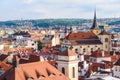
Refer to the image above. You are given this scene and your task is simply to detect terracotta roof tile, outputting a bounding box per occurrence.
[99,31,110,35]
[0,61,69,80]
[0,62,12,71]
[66,32,98,40]
[114,58,120,66]
[0,54,8,61]
[91,50,110,57]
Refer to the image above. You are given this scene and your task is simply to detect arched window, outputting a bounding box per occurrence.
[105,38,108,42]
[73,67,75,78]
[91,48,93,53]
[27,77,34,80]
[62,67,65,74]
[75,49,78,53]
[83,48,85,52]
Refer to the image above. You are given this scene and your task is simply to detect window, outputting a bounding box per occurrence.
[94,59,96,62]
[91,48,93,50]
[90,58,92,62]
[39,75,45,79]
[73,67,75,78]
[75,49,78,53]
[32,43,34,46]
[106,45,107,49]
[105,38,108,42]
[115,67,117,71]
[27,77,34,80]
[83,48,85,51]
[91,51,93,53]
[62,67,65,74]
[91,48,93,53]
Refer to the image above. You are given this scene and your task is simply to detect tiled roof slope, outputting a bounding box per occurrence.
[66,32,99,40]
[76,39,102,44]
[0,54,8,61]
[0,62,12,71]
[91,50,110,57]
[0,61,69,80]
[114,58,120,66]
[99,31,110,35]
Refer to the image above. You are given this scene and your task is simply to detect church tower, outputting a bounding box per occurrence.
[57,49,79,80]
[98,31,112,52]
[91,9,101,35]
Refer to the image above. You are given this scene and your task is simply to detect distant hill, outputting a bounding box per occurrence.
[0,18,120,28]
[108,20,120,25]
[0,19,88,28]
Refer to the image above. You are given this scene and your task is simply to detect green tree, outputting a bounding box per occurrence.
[37,40,42,51]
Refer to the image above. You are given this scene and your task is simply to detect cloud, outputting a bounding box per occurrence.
[21,0,36,4]
[0,0,120,20]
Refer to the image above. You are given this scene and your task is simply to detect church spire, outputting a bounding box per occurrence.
[91,9,97,29]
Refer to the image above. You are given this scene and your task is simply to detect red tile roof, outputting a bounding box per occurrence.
[66,32,98,40]
[0,54,8,61]
[99,31,110,35]
[0,61,69,80]
[0,62,12,71]
[114,58,120,66]
[91,50,110,57]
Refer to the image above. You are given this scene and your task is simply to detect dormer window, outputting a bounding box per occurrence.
[27,77,34,80]
[49,73,55,77]
[39,75,45,79]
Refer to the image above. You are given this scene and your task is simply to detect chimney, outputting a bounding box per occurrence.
[39,56,44,62]
[102,51,104,57]
[8,53,14,63]
[113,51,116,56]
[13,55,20,68]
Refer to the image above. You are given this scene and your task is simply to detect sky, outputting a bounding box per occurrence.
[0,0,120,21]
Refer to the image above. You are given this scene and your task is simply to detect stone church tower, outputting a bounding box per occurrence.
[57,49,79,80]
[98,31,112,52]
[91,9,101,35]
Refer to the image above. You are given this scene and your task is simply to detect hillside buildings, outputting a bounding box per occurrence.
[0,10,120,80]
